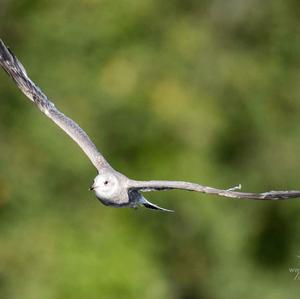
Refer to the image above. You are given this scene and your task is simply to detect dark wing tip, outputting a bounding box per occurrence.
[0,40,28,79]
[0,39,13,63]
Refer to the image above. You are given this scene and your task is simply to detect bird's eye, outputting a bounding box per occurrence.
[104,181,108,185]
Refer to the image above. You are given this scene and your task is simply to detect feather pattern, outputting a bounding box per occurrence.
[0,40,109,171]
[129,179,300,200]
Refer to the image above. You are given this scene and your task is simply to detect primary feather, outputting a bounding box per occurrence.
[0,40,109,171]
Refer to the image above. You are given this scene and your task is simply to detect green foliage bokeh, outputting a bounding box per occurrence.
[0,0,300,298]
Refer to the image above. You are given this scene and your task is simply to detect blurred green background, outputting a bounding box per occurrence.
[1,0,300,298]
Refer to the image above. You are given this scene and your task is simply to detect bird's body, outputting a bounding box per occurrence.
[1,39,300,212]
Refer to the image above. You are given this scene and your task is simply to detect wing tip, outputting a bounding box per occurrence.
[0,39,13,63]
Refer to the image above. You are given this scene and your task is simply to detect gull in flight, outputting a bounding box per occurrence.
[1,39,300,212]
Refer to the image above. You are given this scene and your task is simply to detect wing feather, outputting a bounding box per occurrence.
[0,40,109,171]
[129,179,300,200]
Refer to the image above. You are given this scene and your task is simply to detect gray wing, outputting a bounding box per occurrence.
[0,40,109,171]
[128,179,300,200]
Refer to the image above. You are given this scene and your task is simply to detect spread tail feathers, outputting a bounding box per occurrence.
[140,196,174,212]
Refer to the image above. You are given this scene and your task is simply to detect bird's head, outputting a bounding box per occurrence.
[89,170,131,207]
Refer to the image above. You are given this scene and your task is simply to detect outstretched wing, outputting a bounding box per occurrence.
[129,179,300,200]
[0,40,110,171]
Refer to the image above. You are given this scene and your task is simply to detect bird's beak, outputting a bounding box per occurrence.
[89,186,94,191]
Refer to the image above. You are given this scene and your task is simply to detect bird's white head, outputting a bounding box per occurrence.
[91,172,118,199]
[89,171,130,207]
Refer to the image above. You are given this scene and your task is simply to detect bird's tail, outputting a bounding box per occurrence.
[139,195,174,212]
